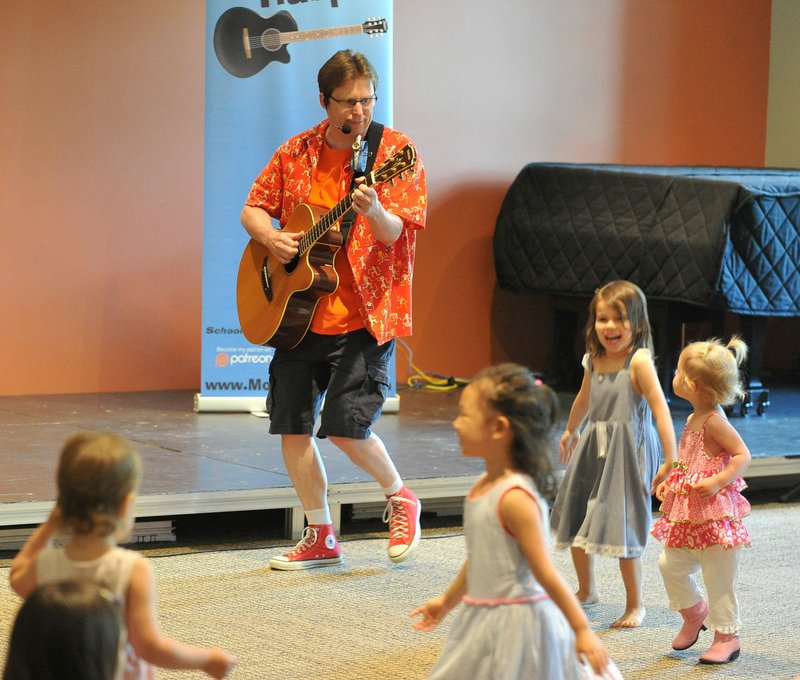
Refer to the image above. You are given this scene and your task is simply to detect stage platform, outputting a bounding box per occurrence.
[1,385,799,539]
[0,387,483,539]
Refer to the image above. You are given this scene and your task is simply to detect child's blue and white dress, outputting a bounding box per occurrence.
[429,472,621,680]
[551,349,661,558]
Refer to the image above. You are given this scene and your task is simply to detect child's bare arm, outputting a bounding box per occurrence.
[9,507,61,597]
[693,417,751,498]
[631,350,677,490]
[409,561,467,632]
[501,489,611,676]
[125,557,236,678]
[560,370,590,463]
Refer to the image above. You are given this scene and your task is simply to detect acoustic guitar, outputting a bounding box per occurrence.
[213,8,388,78]
[237,143,417,349]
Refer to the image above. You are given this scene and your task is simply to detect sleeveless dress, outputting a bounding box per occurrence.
[651,413,751,549]
[551,349,661,558]
[429,472,622,680]
[37,545,154,680]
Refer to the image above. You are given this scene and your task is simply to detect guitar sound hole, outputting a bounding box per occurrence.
[260,28,281,51]
[284,254,299,274]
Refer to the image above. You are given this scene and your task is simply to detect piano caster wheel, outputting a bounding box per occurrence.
[725,389,768,417]
[735,390,769,416]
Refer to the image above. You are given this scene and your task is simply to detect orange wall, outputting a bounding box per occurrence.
[1,3,205,395]
[617,2,770,164]
[0,1,773,396]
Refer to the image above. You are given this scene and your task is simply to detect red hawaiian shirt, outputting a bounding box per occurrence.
[244,120,427,345]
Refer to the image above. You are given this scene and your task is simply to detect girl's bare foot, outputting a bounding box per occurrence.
[611,606,646,628]
[576,590,600,607]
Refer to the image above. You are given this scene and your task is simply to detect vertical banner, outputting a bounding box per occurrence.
[197,0,394,412]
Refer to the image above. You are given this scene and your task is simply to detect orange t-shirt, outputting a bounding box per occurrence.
[308,142,365,335]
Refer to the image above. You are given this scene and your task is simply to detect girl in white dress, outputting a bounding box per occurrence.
[411,364,621,679]
[9,432,236,680]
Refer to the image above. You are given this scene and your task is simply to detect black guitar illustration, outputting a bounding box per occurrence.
[213,8,388,79]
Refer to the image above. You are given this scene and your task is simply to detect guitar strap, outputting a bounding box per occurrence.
[339,121,385,245]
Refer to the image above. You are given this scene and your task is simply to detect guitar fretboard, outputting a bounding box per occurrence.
[298,176,372,255]
[282,25,365,45]
[296,143,415,255]
[253,25,364,50]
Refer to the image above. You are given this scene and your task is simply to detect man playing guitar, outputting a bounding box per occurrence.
[240,49,427,570]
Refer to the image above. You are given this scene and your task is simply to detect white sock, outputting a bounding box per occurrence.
[305,507,332,526]
[382,479,403,497]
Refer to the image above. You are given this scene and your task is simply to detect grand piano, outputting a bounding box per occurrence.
[494,163,800,414]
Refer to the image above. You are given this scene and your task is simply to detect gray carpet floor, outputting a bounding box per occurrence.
[1,502,799,679]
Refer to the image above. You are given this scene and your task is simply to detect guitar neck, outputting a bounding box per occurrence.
[296,143,416,255]
[280,24,365,46]
[298,174,375,254]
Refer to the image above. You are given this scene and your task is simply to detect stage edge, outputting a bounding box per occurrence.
[193,394,400,414]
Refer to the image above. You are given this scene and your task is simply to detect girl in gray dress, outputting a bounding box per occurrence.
[550,280,677,628]
[411,364,621,679]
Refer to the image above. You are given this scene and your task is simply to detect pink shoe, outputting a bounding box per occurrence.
[672,599,708,650]
[699,631,741,664]
[383,486,421,563]
[269,524,342,570]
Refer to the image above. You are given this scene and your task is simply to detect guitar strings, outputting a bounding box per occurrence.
[296,146,414,254]
[298,200,351,254]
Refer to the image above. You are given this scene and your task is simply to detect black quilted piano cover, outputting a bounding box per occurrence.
[494,163,800,315]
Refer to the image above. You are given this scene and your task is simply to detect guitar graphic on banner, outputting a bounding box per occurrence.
[236,144,417,350]
[213,8,388,78]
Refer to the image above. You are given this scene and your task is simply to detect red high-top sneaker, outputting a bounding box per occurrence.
[383,486,421,563]
[269,524,342,571]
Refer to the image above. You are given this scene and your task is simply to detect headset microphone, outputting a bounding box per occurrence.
[331,121,352,134]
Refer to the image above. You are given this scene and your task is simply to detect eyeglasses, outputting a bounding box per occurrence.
[328,95,377,109]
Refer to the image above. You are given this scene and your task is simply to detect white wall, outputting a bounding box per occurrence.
[766,0,800,167]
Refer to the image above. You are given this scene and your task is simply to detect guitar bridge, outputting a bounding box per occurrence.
[242,27,252,60]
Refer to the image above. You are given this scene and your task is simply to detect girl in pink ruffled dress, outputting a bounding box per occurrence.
[651,336,752,665]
